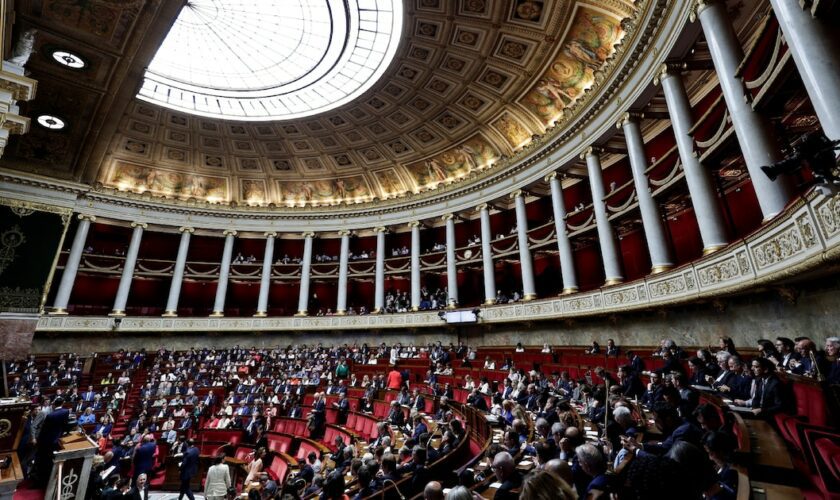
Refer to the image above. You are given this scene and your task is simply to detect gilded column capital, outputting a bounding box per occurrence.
[544,172,558,183]
[301,231,315,238]
[130,222,148,229]
[264,231,278,238]
[509,189,524,200]
[178,226,195,234]
[408,221,421,228]
[689,0,715,22]
[616,111,643,129]
[441,214,454,222]
[476,203,489,212]
[653,62,687,85]
[223,229,238,237]
[373,226,388,234]
[579,146,602,160]
[77,214,96,222]
[337,229,352,237]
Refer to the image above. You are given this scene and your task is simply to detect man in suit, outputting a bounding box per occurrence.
[178,439,199,500]
[491,452,522,500]
[467,389,489,412]
[410,389,425,413]
[642,371,665,408]
[639,402,702,455]
[387,400,405,428]
[617,365,644,399]
[734,358,786,417]
[133,435,157,484]
[35,397,70,486]
[333,392,350,425]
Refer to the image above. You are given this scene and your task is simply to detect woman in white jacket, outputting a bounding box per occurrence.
[204,454,231,500]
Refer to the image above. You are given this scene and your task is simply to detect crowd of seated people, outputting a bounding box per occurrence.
[7,335,838,500]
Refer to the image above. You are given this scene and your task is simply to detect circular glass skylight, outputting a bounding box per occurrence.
[137,0,403,121]
[51,50,86,69]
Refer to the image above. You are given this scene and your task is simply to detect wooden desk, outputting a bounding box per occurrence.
[744,420,794,470]
[749,481,803,500]
[0,453,23,500]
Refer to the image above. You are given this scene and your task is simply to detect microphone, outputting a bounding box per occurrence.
[382,478,405,500]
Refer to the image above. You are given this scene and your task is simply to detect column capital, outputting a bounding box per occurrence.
[544,172,558,182]
[264,231,278,238]
[130,222,148,229]
[475,203,489,212]
[441,213,454,222]
[653,62,687,85]
[509,189,524,200]
[178,226,195,234]
[408,221,421,228]
[689,0,715,22]
[223,229,238,237]
[337,229,352,237]
[302,231,315,238]
[579,146,603,160]
[373,226,388,234]
[77,214,96,222]
[616,111,644,129]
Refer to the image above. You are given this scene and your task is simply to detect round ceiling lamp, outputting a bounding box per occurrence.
[51,50,86,69]
[36,114,66,130]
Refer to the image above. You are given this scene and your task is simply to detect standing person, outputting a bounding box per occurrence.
[178,438,199,500]
[34,397,69,486]
[387,366,403,390]
[133,435,157,484]
[204,455,232,500]
[244,448,265,486]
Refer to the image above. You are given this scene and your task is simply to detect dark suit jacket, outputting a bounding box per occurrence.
[134,442,157,476]
[180,446,199,479]
[493,471,523,500]
[39,408,70,449]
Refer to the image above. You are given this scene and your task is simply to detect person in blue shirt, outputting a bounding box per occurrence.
[77,407,96,425]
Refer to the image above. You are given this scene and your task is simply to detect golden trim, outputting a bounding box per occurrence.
[702,244,727,256]
[604,278,624,286]
[410,306,419,312]
[651,264,673,274]
[209,311,224,317]
[484,299,496,305]
[39,210,72,314]
[108,310,126,317]
[561,287,579,295]
[335,310,347,316]
[253,311,267,317]
[162,311,178,317]
[294,310,309,317]
[372,308,382,314]
[523,293,537,301]
[0,197,73,217]
[48,307,68,315]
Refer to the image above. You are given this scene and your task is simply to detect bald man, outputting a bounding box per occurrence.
[491,451,522,500]
[424,481,443,500]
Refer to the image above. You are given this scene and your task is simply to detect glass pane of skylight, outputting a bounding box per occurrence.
[137,0,403,121]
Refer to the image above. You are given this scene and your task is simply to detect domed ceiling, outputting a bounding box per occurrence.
[3,0,642,210]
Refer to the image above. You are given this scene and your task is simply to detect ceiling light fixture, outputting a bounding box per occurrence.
[36,115,66,130]
[51,50,86,69]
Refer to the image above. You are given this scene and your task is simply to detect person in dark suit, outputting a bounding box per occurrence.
[626,351,645,375]
[133,435,157,483]
[617,365,644,399]
[35,397,70,486]
[467,389,488,412]
[410,389,426,413]
[387,401,405,427]
[410,414,428,442]
[734,358,786,417]
[491,451,522,500]
[641,402,702,455]
[178,439,199,500]
[333,392,350,425]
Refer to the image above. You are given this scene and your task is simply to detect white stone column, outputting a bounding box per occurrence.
[694,0,793,219]
[336,230,351,315]
[110,222,146,316]
[51,214,95,314]
[657,65,729,254]
[546,173,579,293]
[162,226,193,317]
[512,191,537,300]
[373,227,387,313]
[443,214,459,308]
[254,232,276,317]
[477,204,497,305]
[619,113,675,273]
[769,0,840,141]
[210,230,236,317]
[584,147,624,285]
[409,222,421,311]
[296,232,315,316]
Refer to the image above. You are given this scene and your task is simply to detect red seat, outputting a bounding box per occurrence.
[346,413,357,429]
[268,458,288,483]
[815,438,840,482]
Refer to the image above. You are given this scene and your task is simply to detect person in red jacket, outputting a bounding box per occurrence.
[386,367,403,390]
